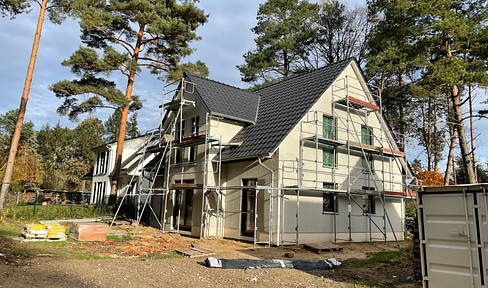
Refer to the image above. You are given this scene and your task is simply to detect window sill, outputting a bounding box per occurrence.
[173,162,197,167]
[322,165,336,169]
[322,211,338,215]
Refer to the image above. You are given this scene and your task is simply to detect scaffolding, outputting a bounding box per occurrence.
[278,75,416,246]
[110,73,417,247]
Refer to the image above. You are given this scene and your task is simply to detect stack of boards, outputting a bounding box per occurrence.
[22,223,66,241]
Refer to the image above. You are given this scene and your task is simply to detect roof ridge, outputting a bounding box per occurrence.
[185,73,258,96]
[255,57,354,92]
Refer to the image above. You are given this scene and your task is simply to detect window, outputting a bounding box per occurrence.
[361,126,372,145]
[189,145,197,162]
[93,181,106,204]
[175,120,185,140]
[323,145,335,168]
[175,148,183,164]
[362,195,376,214]
[362,187,375,214]
[323,182,337,213]
[362,153,373,173]
[361,126,373,173]
[191,116,200,136]
[323,116,335,140]
[322,116,335,168]
[241,179,257,237]
[95,151,109,175]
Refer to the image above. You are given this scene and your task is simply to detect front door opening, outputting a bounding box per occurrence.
[173,180,193,231]
[241,179,257,237]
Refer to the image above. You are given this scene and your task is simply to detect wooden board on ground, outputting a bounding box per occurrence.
[175,247,215,258]
[304,243,343,254]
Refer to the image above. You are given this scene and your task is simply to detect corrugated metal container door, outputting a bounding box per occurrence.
[419,185,488,288]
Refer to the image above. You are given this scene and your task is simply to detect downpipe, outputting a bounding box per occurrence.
[258,157,276,246]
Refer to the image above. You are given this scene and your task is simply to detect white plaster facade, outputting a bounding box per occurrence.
[91,60,410,245]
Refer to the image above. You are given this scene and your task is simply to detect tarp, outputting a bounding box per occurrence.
[205,257,341,270]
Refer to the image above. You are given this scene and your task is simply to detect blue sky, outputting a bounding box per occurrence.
[0,0,487,169]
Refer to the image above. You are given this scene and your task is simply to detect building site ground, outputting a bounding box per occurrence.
[0,219,420,288]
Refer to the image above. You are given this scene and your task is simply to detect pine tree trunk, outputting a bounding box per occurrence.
[433,97,438,171]
[108,24,145,205]
[444,104,457,185]
[469,85,477,180]
[451,86,476,184]
[0,0,47,210]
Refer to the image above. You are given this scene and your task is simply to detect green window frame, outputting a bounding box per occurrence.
[361,125,372,145]
[323,116,335,139]
[361,126,373,173]
[323,144,334,168]
[362,153,373,173]
[322,116,335,168]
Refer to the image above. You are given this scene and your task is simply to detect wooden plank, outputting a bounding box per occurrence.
[191,247,214,254]
[175,247,215,258]
[348,141,380,153]
[169,183,203,189]
[348,96,379,111]
[304,243,343,254]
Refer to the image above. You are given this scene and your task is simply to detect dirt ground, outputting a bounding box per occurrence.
[0,222,421,288]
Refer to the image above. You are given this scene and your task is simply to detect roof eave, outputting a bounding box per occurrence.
[210,112,256,125]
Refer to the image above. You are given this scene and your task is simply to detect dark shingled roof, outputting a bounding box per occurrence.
[220,58,353,160]
[185,73,260,124]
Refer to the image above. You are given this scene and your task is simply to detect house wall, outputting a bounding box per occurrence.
[159,79,248,237]
[274,62,405,244]
[280,193,404,244]
[90,137,146,204]
[279,62,404,193]
[220,157,280,243]
[153,64,406,245]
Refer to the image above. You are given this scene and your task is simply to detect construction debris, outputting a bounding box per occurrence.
[175,247,215,258]
[21,223,66,240]
[285,251,295,258]
[69,223,108,241]
[205,257,341,270]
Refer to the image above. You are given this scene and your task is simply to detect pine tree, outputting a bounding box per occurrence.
[368,0,488,183]
[104,110,139,143]
[237,0,318,85]
[0,0,70,209]
[51,0,208,204]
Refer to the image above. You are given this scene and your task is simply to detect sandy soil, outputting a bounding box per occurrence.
[0,223,420,288]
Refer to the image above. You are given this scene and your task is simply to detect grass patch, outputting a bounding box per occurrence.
[28,241,67,247]
[106,234,131,240]
[12,242,108,260]
[345,245,412,269]
[0,226,22,237]
[0,204,112,222]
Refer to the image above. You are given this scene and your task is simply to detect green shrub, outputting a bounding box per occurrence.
[0,204,112,222]
[405,200,417,236]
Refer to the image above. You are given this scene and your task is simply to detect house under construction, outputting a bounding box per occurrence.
[106,58,415,246]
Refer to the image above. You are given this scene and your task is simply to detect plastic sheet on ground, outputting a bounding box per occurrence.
[205,257,341,270]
